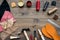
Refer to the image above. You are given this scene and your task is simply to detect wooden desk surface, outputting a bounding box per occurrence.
[0,0,60,40]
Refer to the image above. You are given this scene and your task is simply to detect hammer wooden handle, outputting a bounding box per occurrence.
[24,31,29,40]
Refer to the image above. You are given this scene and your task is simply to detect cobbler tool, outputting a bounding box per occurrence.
[29,34,34,40]
[21,28,30,33]
[21,28,30,40]
[11,2,16,8]
[43,1,49,11]
[47,7,58,15]
[24,30,29,40]
[5,34,20,40]
[38,29,45,40]
[34,30,37,40]
[36,0,40,11]
[51,1,56,6]
[10,35,20,40]
[53,15,58,20]
[48,19,60,28]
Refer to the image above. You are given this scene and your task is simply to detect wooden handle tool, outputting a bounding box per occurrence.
[47,7,58,15]
[34,30,37,40]
[10,36,20,39]
[24,31,29,40]
[38,29,45,40]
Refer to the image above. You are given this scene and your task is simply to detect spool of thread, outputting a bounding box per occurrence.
[47,7,58,15]
[51,1,56,6]
[38,29,45,40]
[43,1,49,11]
[36,0,40,11]
[29,34,34,40]
[26,1,32,8]
[18,0,24,8]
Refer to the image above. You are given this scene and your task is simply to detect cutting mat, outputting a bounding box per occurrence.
[0,0,60,40]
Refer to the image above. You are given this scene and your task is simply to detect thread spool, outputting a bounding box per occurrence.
[11,2,16,8]
[18,0,24,8]
[26,1,32,8]
[47,7,58,15]
[29,34,34,40]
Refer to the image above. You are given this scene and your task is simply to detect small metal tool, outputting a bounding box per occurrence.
[48,19,60,28]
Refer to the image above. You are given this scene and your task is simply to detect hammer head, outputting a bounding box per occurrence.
[21,28,30,33]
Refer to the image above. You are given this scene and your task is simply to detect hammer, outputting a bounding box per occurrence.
[10,28,30,40]
[22,28,30,40]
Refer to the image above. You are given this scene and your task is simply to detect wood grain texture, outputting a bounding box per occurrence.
[0,0,60,40]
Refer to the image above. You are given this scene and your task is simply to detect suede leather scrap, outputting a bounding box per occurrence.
[0,0,16,32]
[0,11,16,30]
